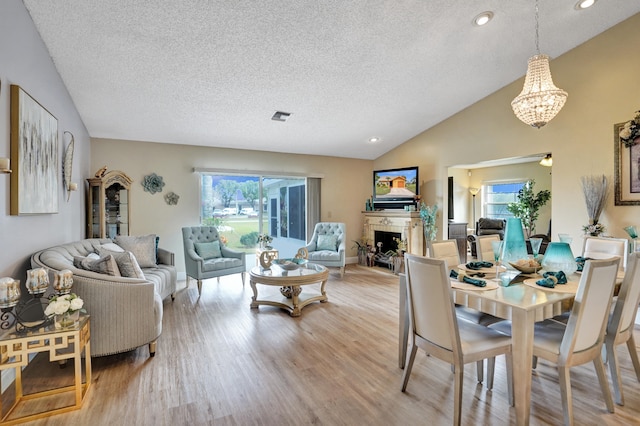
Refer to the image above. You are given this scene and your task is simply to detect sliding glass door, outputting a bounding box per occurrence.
[200,173,309,257]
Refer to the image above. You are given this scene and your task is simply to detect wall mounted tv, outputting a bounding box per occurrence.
[373,166,419,210]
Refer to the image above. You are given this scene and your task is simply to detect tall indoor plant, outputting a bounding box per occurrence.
[506,180,551,238]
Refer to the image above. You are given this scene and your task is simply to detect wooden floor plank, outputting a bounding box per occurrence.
[5,265,640,425]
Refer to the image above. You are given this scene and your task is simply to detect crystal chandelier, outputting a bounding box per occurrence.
[511,0,567,128]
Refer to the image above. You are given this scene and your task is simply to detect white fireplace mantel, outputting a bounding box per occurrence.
[362,211,424,255]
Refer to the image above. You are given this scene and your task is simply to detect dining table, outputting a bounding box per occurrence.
[398,271,604,426]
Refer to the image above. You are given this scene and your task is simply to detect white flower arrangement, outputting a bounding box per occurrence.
[619,110,640,148]
[44,293,85,317]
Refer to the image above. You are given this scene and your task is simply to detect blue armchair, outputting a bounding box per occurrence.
[304,222,346,277]
[182,226,246,296]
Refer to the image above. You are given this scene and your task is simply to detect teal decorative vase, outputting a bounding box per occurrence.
[541,242,577,275]
[500,218,529,268]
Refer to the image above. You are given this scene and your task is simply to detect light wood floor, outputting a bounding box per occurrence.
[4,265,640,425]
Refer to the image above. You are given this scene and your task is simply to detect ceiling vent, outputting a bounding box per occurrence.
[271,111,291,122]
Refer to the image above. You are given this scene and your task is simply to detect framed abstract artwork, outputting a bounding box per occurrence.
[614,122,640,206]
[10,85,59,215]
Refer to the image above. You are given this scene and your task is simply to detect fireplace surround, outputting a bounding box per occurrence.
[362,211,424,256]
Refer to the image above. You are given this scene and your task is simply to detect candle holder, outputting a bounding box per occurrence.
[0,268,59,332]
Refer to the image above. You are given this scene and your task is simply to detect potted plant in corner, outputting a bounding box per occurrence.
[506,180,551,239]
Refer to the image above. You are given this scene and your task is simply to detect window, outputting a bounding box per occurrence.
[199,173,315,257]
[482,181,526,220]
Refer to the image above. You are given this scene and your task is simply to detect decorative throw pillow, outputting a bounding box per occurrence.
[86,252,101,260]
[96,247,145,279]
[317,234,338,251]
[114,234,157,268]
[99,242,125,252]
[73,255,120,276]
[194,241,222,259]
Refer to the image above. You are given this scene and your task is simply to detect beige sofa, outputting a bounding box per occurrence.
[31,238,176,357]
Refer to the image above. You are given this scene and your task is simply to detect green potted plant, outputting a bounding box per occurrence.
[506,180,551,238]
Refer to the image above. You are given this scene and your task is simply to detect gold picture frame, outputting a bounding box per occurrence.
[614,122,640,205]
[10,85,59,215]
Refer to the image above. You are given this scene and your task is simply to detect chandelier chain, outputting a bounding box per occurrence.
[535,0,540,54]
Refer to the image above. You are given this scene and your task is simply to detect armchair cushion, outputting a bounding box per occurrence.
[194,241,222,259]
[317,234,338,251]
[114,234,157,267]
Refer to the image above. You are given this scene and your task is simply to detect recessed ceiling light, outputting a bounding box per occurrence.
[368,137,380,143]
[473,11,494,26]
[576,0,596,9]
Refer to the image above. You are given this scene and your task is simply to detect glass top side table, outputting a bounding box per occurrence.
[0,314,91,424]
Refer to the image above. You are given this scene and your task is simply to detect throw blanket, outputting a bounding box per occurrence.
[450,269,487,287]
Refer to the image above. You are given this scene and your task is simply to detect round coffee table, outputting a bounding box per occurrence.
[249,263,329,317]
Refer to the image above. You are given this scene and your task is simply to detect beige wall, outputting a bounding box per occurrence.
[375,13,640,255]
[91,139,372,273]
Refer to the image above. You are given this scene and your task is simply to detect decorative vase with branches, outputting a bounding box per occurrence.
[506,180,551,238]
[580,175,609,236]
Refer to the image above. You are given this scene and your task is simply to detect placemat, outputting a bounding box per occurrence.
[522,278,579,294]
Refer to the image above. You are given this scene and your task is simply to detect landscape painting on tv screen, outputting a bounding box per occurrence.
[374,168,418,199]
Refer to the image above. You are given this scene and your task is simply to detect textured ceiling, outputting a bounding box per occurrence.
[23,1,640,160]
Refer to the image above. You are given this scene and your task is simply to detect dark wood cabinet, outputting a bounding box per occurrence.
[448,222,468,263]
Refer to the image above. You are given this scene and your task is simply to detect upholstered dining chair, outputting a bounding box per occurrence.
[182,226,246,296]
[429,240,502,331]
[304,222,346,277]
[604,252,640,406]
[491,257,620,426]
[582,236,628,273]
[428,240,460,269]
[475,234,501,262]
[401,254,513,426]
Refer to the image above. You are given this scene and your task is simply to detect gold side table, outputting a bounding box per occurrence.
[0,315,91,425]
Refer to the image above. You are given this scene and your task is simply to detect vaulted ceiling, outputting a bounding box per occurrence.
[23,1,640,160]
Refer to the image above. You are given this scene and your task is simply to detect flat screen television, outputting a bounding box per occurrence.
[373,166,419,209]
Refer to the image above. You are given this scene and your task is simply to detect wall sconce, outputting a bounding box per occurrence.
[0,157,11,174]
[539,154,553,167]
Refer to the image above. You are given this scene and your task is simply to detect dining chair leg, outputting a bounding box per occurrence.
[454,365,463,426]
[476,360,484,384]
[607,341,625,405]
[594,358,615,413]
[558,366,573,426]
[486,357,495,390]
[401,344,418,392]
[626,334,640,381]
[505,353,514,407]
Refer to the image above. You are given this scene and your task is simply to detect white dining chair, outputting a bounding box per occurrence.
[401,254,513,426]
[604,252,640,406]
[582,236,628,273]
[491,257,619,426]
[428,240,461,270]
[428,240,501,326]
[475,234,501,262]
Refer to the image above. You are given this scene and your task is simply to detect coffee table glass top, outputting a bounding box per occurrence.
[250,263,327,278]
